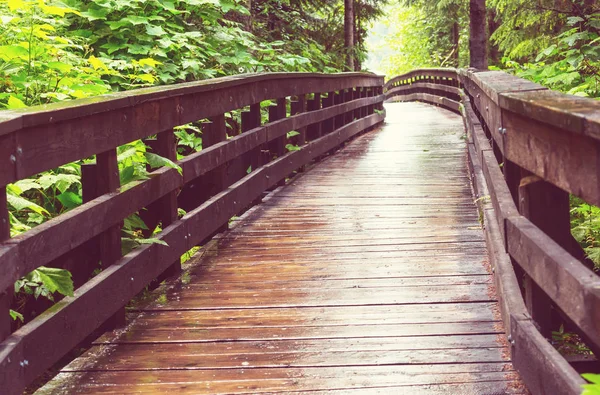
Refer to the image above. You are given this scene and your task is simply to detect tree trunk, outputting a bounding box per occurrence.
[354,1,361,70]
[469,0,487,69]
[452,21,459,67]
[344,0,355,71]
[487,8,500,66]
[244,0,252,32]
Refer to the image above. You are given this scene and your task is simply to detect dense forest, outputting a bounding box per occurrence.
[0,0,389,324]
[367,0,599,99]
[1,1,600,390]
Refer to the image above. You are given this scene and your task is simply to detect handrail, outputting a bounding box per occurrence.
[386,68,600,394]
[0,72,385,394]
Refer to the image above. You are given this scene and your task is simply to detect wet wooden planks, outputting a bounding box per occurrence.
[37,103,522,394]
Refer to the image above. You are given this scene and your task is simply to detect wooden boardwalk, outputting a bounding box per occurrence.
[39,103,522,394]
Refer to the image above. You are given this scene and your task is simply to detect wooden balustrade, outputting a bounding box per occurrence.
[0,72,384,394]
[385,67,600,394]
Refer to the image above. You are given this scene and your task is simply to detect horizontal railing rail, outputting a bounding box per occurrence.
[0,72,385,394]
[386,68,600,394]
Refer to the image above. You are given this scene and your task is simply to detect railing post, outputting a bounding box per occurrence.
[360,87,368,118]
[290,94,307,146]
[334,91,344,128]
[321,91,335,136]
[268,100,287,186]
[517,175,574,339]
[242,103,262,174]
[94,149,125,328]
[344,88,354,125]
[205,114,229,232]
[353,88,361,120]
[0,187,11,341]
[148,130,181,280]
[307,93,322,142]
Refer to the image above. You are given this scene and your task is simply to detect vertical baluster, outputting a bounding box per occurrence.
[518,175,574,339]
[268,98,287,166]
[353,88,361,120]
[150,130,181,280]
[205,114,229,232]
[307,93,322,141]
[269,100,287,186]
[344,88,354,125]
[334,91,344,128]
[242,103,261,174]
[321,92,335,136]
[290,94,307,146]
[360,87,368,119]
[95,149,124,328]
[0,186,11,340]
[367,87,374,116]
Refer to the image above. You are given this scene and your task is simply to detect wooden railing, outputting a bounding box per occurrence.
[0,72,385,394]
[386,68,600,394]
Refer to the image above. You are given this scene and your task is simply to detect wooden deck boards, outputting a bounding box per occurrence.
[37,103,522,394]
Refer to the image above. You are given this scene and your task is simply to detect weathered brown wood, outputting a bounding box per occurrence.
[2,110,386,395]
[480,150,519,246]
[149,130,181,281]
[503,109,600,207]
[177,95,385,183]
[344,88,354,125]
[499,90,600,139]
[511,317,585,395]
[268,100,286,187]
[306,93,322,141]
[321,91,335,136]
[203,114,229,233]
[385,82,461,101]
[384,68,458,90]
[507,215,600,351]
[36,102,518,394]
[352,87,361,120]
[0,73,384,187]
[290,94,307,146]
[40,365,519,394]
[0,187,10,341]
[467,140,528,339]
[333,91,345,128]
[95,149,125,329]
[0,168,182,294]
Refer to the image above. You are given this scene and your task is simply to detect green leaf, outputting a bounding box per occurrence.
[144,152,182,174]
[287,131,300,138]
[6,194,49,215]
[583,374,600,384]
[88,56,109,72]
[123,213,149,231]
[9,309,23,322]
[146,25,167,36]
[0,45,28,61]
[138,58,162,68]
[13,179,42,193]
[6,95,27,109]
[567,16,584,26]
[33,267,74,297]
[136,238,169,246]
[57,191,82,210]
[47,61,73,73]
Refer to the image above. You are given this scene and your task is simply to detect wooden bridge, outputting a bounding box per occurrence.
[0,69,599,394]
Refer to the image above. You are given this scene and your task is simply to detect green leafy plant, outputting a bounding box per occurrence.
[583,374,600,395]
[11,266,74,322]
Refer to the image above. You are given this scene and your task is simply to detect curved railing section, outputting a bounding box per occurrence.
[386,68,600,394]
[0,72,385,394]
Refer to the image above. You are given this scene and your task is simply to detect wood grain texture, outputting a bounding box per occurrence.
[37,102,520,394]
